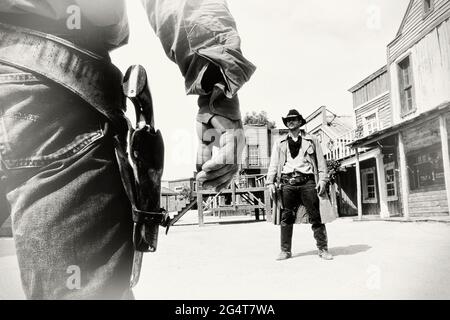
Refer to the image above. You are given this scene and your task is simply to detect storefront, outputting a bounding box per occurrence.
[350,106,450,219]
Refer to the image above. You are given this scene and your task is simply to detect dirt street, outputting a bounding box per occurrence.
[1,216,449,300]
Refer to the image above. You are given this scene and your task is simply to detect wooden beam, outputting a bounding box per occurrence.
[355,148,363,220]
[336,174,342,216]
[263,188,270,220]
[375,152,390,218]
[439,115,450,215]
[398,131,410,220]
[198,187,267,195]
[232,178,236,212]
[197,189,204,226]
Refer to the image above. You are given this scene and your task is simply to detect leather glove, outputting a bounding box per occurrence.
[316,181,328,197]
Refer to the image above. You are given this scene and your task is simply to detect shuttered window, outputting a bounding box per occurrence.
[248,145,260,166]
[398,56,416,117]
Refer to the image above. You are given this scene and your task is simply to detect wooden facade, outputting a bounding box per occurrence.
[389,0,450,217]
[347,0,450,219]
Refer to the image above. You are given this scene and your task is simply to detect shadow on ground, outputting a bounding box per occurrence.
[176,219,266,227]
[292,244,372,259]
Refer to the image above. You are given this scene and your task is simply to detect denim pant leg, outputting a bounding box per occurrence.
[299,181,328,250]
[0,63,134,299]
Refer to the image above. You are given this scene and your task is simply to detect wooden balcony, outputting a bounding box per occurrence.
[241,157,270,170]
[325,130,357,161]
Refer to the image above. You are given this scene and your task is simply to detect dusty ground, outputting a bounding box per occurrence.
[1,214,450,300]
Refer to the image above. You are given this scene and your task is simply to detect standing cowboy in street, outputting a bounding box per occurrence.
[266,109,337,261]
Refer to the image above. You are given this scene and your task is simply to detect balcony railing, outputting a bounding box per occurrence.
[325,130,356,161]
[242,157,270,169]
[236,174,267,189]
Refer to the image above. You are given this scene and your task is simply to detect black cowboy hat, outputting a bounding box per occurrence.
[282,109,306,127]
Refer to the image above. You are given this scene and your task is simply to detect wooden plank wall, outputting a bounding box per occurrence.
[389,5,450,125]
[388,0,450,63]
[390,19,450,123]
[408,189,449,216]
[355,93,391,129]
[352,71,389,107]
[403,117,441,152]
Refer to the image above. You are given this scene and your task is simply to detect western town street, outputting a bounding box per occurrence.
[2,214,449,300]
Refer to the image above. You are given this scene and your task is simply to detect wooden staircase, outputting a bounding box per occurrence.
[167,197,197,227]
[408,190,449,217]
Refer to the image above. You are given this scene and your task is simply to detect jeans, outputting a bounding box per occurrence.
[0,63,134,299]
[280,180,328,252]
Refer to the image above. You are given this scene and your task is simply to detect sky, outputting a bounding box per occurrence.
[111,0,411,180]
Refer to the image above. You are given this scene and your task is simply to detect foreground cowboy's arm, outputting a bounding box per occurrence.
[141,0,256,191]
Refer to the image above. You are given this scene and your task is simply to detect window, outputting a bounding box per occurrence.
[407,145,445,190]
[362,112,379,136]
[248,145,260,166]
[362,168,378,204]
[423,0,434,15]
[385,163,398,201]
[398,56,416,116]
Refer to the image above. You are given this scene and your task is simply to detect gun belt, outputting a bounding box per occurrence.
[0,22,126,132]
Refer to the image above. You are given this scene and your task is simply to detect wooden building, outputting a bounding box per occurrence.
[166,177,196,196]
[160,186,180,213]
[343,66,402,218]
[349,0,450,218]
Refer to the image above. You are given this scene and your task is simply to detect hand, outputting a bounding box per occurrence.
[268,184,276,200]
[316,181,327,197]
[196,115,245,192]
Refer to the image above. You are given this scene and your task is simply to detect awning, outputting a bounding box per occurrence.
[349,102,450,148]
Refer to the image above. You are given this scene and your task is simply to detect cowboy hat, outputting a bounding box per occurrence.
[282,109,306,127]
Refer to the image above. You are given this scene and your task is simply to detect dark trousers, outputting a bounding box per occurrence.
[0,63,134,299]
[280,180,328,252]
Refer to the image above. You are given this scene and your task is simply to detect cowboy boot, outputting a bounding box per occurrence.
[277,224,293,260]
[312,224,333,260]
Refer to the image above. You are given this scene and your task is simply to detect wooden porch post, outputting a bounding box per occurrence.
[232,176,236,213]
[355,148,363,220]
[375,152,390,218]
[197,189,204,226]
[336,174,342,216]
[439,114,450,214]
[398,131,410,220]
[264,188,271,221]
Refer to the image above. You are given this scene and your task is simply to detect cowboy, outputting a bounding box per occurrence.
[0,0,255,299]
[266,109,337,261]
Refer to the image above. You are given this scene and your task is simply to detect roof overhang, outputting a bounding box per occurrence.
[348,65,387,93]
[349,102,450,149]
